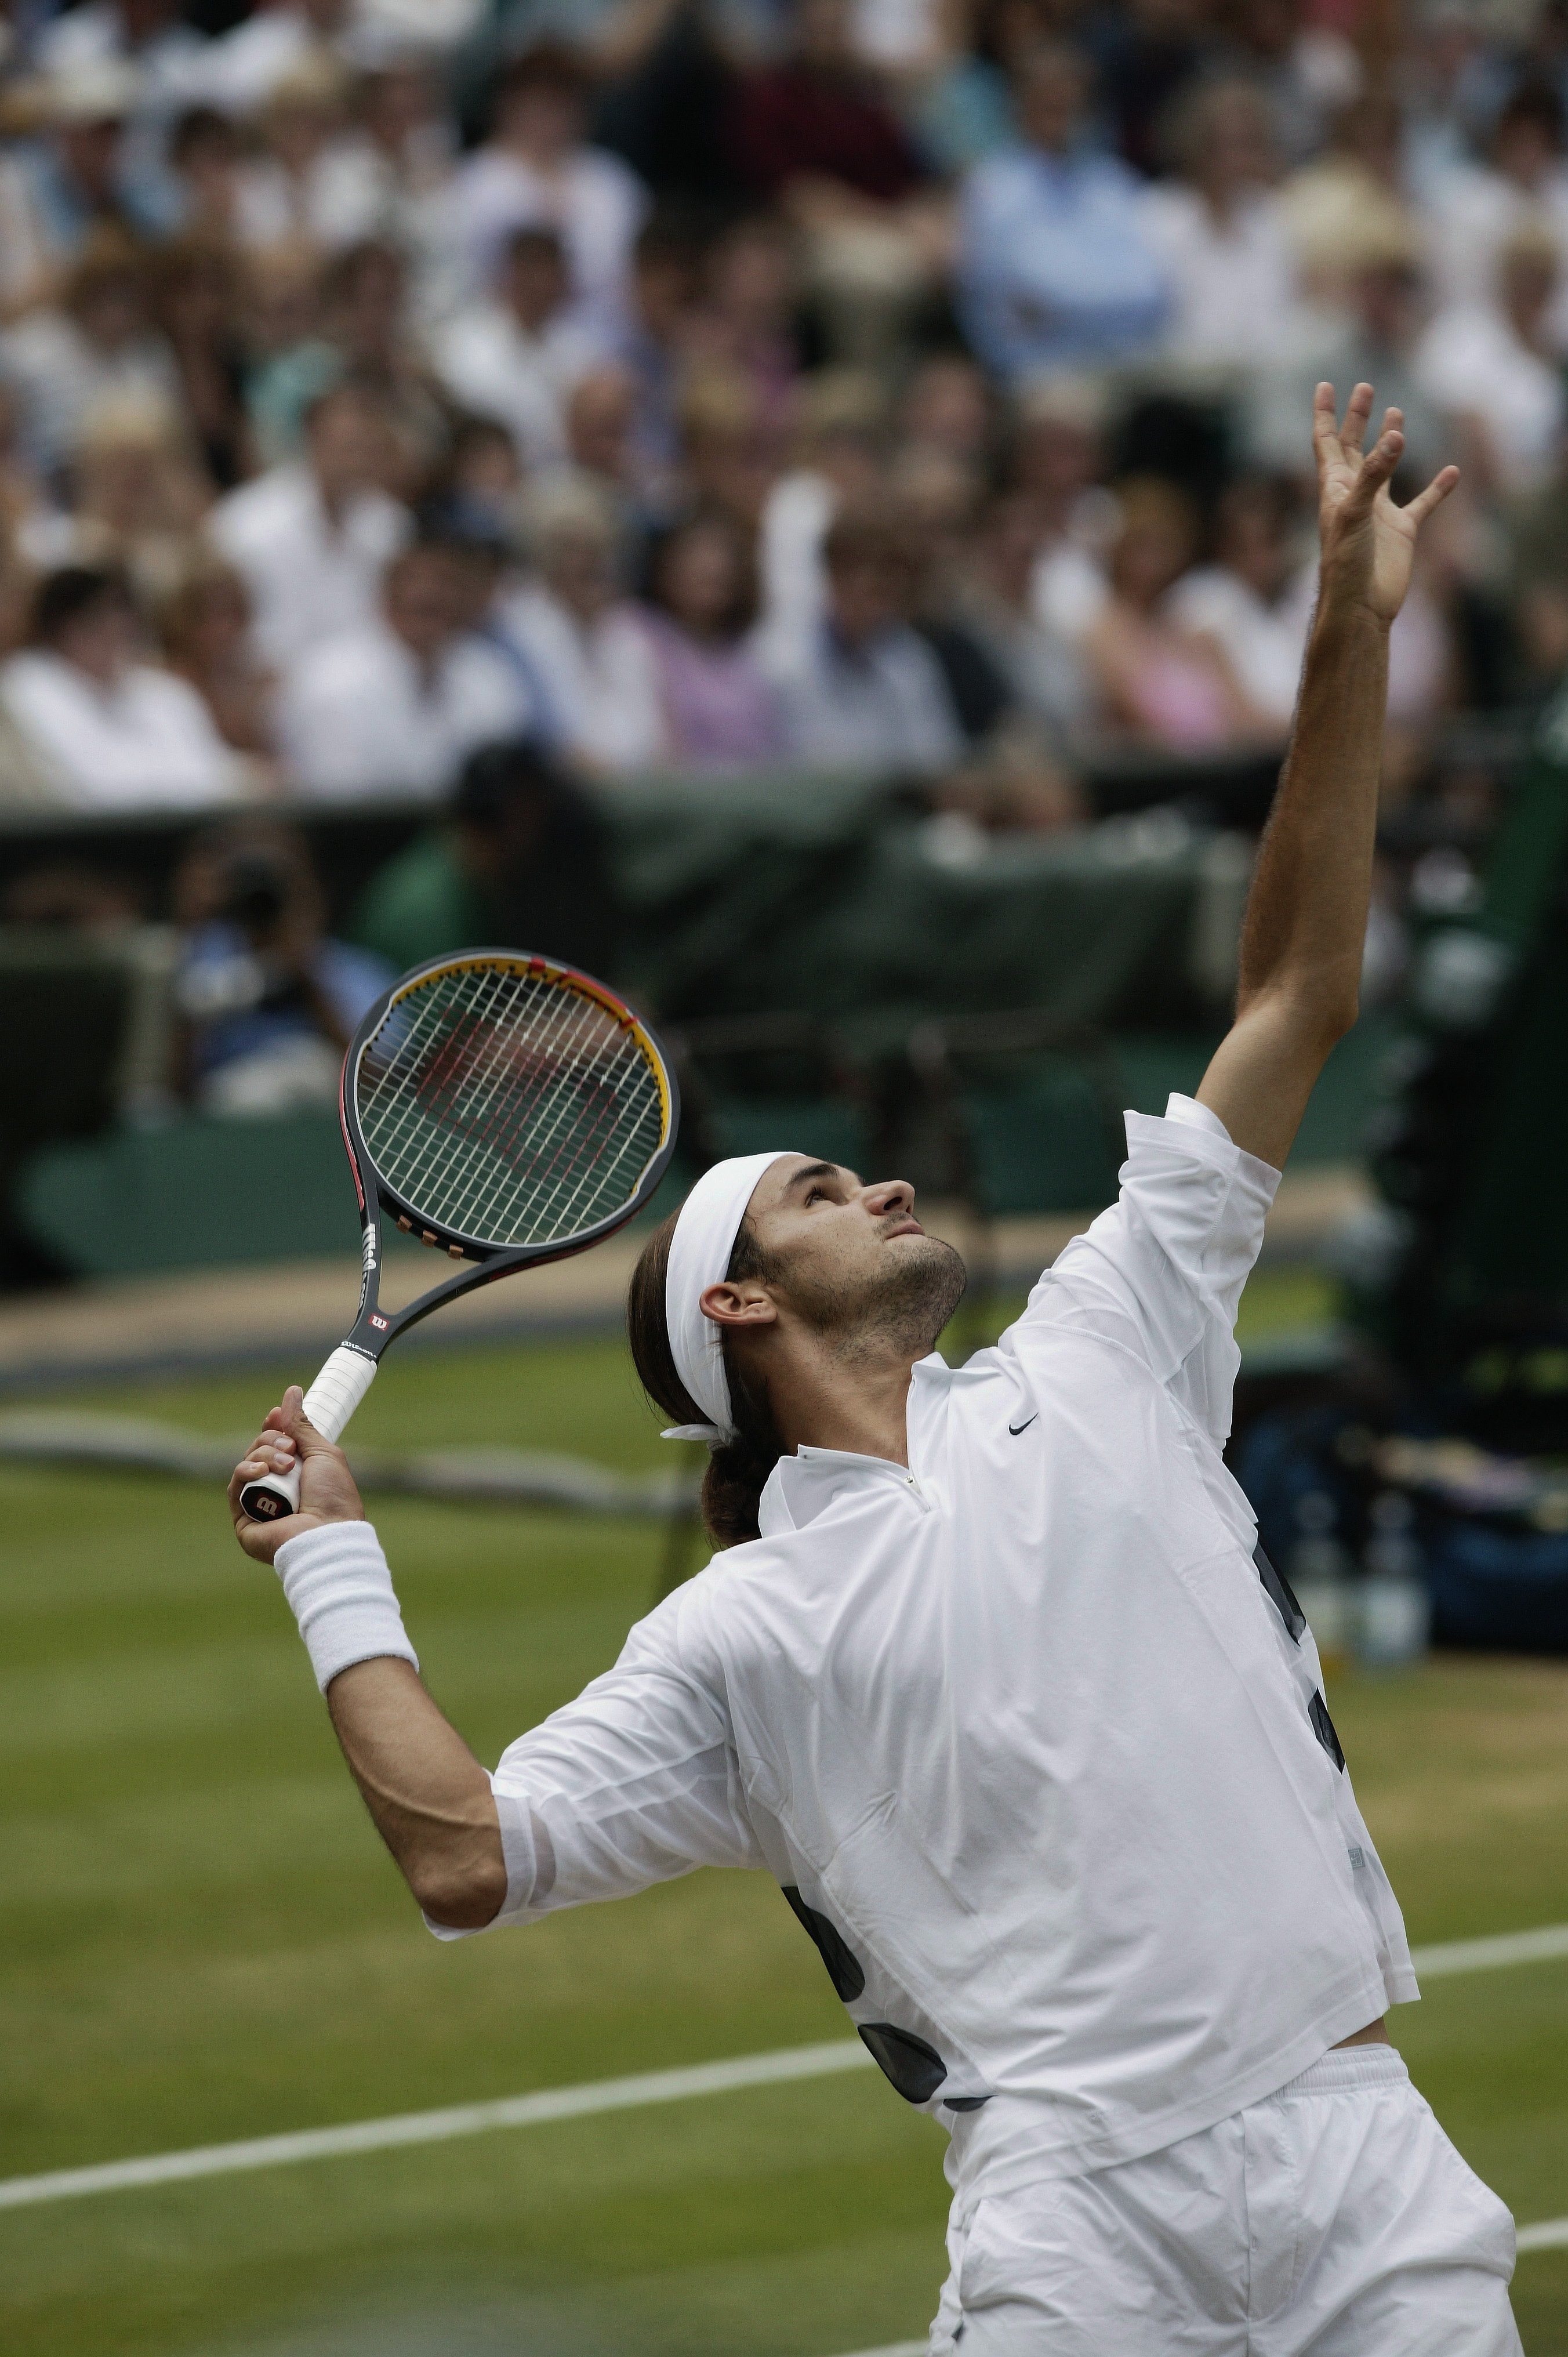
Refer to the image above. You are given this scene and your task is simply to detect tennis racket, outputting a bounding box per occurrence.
[237,949,679,1525]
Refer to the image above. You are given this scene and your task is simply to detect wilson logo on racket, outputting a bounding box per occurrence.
[237,952,680,1528]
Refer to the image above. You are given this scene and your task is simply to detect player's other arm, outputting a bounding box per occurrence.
[1196,384,1458,1171]
[230,1388,507,1931]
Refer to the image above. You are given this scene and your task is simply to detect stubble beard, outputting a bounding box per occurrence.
[794,1233,968,1369]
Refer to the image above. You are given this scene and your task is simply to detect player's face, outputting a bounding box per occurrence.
[738,1156,966,1347]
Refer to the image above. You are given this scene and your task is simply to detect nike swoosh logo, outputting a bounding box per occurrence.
[1008,1415,1038,1436]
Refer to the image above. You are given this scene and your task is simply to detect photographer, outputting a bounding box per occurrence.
[172,821,390,1116]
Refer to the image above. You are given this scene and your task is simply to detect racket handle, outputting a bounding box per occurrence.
[237,1347,379,1526]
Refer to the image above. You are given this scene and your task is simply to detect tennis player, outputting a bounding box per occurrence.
[231,386,1523,2353]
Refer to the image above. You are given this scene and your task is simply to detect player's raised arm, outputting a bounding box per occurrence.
[230,1389,507,1931]
[1195,383,1458,1170]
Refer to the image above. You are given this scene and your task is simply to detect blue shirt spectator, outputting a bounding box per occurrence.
[958,42,1169,382]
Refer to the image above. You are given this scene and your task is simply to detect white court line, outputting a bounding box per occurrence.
[1518,2217,1568,2254]
[0,2040,873,2213]
[1,1920,1566,2215]
[1408,1923,1568,1978]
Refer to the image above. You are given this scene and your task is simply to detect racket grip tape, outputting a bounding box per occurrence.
[237,1347,379,1525]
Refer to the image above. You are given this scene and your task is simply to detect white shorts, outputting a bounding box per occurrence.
[931,2046,1521,2355]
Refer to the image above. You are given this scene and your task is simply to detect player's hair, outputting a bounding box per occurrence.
[627,1210,783,1550]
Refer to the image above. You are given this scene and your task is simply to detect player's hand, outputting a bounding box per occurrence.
[1313,381,1459,629]
[228,1385,365,1565]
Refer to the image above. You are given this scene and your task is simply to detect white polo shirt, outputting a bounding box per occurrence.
[408,1097,1417,2201]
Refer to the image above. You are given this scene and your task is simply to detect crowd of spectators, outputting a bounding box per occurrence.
[0,0,1562,829]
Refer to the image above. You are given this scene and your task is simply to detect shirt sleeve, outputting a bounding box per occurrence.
[1009,1093,1280,1449]
[430,1584,764,1942]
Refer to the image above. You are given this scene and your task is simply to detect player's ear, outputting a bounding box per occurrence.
[699,1279,776,1329]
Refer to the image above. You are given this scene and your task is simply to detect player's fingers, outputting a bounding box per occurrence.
[1340,382,1375,455]
[1404,462,1461,526]
[1343,423,1403,510]
[1311,380,1342,465]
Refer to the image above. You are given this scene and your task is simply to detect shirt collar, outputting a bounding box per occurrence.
[756,1356,950,1536]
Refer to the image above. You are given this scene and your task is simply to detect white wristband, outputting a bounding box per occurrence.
[273,1520,419,1694]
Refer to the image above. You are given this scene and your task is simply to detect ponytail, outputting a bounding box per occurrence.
[626,1209,784,1549]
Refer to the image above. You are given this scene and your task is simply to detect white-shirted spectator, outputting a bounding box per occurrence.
[498,473,665,774]
[1168,475,1311,733]
[431,224,604,470]
[1415,226,1567,495]
[1,232,178,474]
[1141,76,1301,370]
[1424,79,1568,346]
[276,535,534,799]
[761,497,963,774]
[439,43,648,332]
[201,0,351,117]
[1013,377,1115,649]
[758,368,885,651]
[1,563,243,808]
[208,379,412,668]
[230,51,383,251]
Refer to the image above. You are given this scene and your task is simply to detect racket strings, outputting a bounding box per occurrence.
[356,965,665,1248]
[366,970,654,1239]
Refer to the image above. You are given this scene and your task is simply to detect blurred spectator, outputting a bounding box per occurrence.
[728,0,939,361]
[208,378,411,666]
[640,505,783,767]
[677,369,778,531]
[899,352,993,470]
[758,365,885,647]
[235,237,336,465]
[24,391,212,601]
[1167,473,1308,733]
[1225,0,1363,168]
[729,0,925,211]
[1012,375,1116,647]
[275,534,535,797]
[684,213,802,445]
[351,734,622,981]
[562,362,654,527]
[1426,78,1568,335]
[432,224,602,468]
[1277,92,1417,295]
[172,820,390,1114]
[1140,74,1301,369]
[202,0,354,119]
[1084,478,1266,749]
[155,234,253,491]
[230,51,368,249]
[500,473,665,773]
[760,496,963,773]
[441,44,648,331]
[159,550,280,762]
[955,485,1088,739]
[2,232,178,473]
[0,61,157,313]
[1,563,244,807]
[892,445,1015,744]
[602,214,699,493]
[1416,226,1567,495]
[1095,0,1211,179]
[439,412,523,544]
[958,40,1169,379]
[166,104,246,240]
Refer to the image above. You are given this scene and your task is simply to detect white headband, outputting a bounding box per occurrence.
[662,1151,798,1444]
